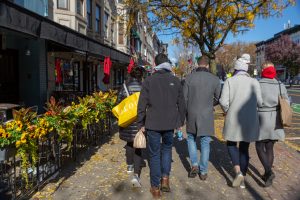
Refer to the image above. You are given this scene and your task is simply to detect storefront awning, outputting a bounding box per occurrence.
[0,1,130,64]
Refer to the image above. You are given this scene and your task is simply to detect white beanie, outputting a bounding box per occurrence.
[234,54,250,71]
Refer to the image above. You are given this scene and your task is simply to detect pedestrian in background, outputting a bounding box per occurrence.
[117,67,144,187]
[220,54,263,188]
[183,55,221,180]
[256,61,289,187]
[137,53,185,198]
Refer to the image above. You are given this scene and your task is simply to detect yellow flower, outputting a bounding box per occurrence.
[16,141,21,148]
[21,138,27,144]
[21,132,28,140]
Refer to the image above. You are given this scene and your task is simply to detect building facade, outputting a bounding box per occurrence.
[256,24,300,81]
[0,0,130,111]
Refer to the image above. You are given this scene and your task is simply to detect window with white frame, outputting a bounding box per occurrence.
[118,23,124,45]
[104,12,109,39]
[76,0,83,15]
[87,0,92,29]
[57,0,68,10]
[96,5,101,33]
[111,19,115,43]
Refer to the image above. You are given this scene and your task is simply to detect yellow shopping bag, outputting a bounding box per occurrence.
[112,92,140,128]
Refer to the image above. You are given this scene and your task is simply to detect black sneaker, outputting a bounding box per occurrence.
[127,165,134,174]
[189,166,199,178]
[264,171,275,187]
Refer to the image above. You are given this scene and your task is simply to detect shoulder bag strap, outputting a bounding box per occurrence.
[123,83,130,97]
[278,80,282,97]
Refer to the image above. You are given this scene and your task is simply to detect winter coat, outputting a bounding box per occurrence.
[258,78,289,141]
[219,72,263,142]
[137,69,186,131]
[183,67,221,136]
[118,79,142,142]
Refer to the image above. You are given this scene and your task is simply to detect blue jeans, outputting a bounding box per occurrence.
[147,130,174,187]
[187,133,212,174]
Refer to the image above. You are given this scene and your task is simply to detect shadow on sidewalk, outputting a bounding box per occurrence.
[29,125,119,199]
[173,138,191,176]
[174,137,265,200]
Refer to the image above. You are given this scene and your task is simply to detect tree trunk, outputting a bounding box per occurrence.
[210,59,217,75]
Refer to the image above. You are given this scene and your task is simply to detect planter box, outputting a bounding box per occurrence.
[0,145,16,161]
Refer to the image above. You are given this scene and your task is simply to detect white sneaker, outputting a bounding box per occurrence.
[232,172,244,187]
[240,178,246,189]
[131,175,141,188]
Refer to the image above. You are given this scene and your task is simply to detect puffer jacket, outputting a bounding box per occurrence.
[118,79,142,142]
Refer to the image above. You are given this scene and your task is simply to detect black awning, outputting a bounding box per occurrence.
[0,0,130,64]
[0,1,40,37]
[66,32,88,51]
[40,21,67,45]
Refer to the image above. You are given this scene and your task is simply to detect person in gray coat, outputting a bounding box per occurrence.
[183,55,221,180]
[256,61,289,187]
[220,54,263,188]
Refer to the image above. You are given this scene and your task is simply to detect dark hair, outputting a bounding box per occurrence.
[155,53,169,66]
[197,55,209,66]
[130,67,143,80]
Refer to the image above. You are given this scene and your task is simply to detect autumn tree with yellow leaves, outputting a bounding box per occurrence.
[122,0,295,74]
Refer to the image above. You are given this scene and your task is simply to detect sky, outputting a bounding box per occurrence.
[159,2,300,63]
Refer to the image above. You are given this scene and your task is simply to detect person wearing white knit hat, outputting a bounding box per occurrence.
[220,53,263,189]
[234,53,251,72]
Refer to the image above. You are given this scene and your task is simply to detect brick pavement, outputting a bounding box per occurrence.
[31,130,300,200]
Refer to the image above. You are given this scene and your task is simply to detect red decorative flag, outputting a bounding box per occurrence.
[55,58,62,84]
[103,57,112,84]
[127,58,135,73]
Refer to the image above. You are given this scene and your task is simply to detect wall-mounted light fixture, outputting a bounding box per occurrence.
[25,46,31,56]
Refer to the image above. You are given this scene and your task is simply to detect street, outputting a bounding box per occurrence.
[285,88,300,150]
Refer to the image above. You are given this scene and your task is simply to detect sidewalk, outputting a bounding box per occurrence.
[31,129,300,200]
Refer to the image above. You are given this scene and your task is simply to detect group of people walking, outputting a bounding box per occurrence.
[117,53,289,199]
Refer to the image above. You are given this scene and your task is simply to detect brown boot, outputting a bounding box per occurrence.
[161,176,170,192]
[150,186,161,198]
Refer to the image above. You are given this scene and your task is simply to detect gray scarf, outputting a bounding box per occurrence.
[154,62,172,71]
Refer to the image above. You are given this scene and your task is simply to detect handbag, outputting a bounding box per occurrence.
[278,81,293,127]
[133,130,146,149]
[112,84,140,128]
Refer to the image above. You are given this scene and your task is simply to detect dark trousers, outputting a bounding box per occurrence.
[126,142,142,175]
[255,140,275,174]
[147,130,174,187]
[227,141,250,176]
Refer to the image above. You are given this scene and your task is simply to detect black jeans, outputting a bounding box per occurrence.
[255,140,276,174]
[126,142,142,175]
[227,141,250,176]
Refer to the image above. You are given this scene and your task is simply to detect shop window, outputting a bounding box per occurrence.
[57,0,68,10]
[55,58,80,91]
[113,69,124,86]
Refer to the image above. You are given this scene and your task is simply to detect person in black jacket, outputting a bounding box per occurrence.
[117,67,144,187]
[137,53,185,198]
